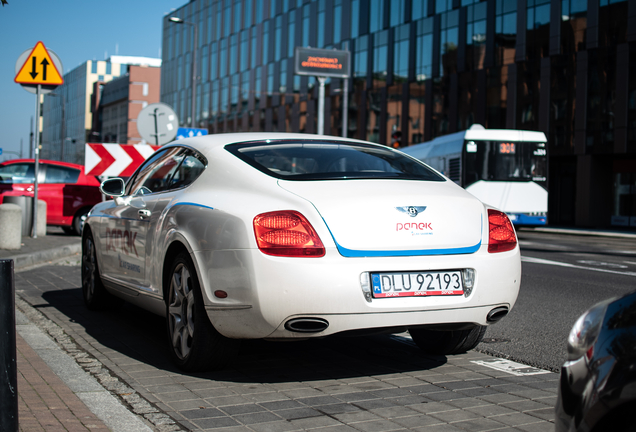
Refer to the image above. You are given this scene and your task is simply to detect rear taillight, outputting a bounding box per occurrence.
[487,209,517,253]
[254,211,325,257]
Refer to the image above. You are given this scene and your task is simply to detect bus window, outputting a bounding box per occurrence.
[464,141,547,187]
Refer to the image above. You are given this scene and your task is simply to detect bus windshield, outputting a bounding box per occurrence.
[463,140,547,186]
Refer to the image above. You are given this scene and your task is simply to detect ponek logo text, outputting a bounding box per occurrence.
[396,222,433,231]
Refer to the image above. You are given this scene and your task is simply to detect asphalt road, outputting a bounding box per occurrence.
[476,230,636,372]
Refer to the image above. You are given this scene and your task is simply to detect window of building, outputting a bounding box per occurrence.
[390,0,405,27]
[255,66,262,103]
[251,27,258,68]
[412,0,428,20]
[275,15,282,61]
[215,2,223,40]
[370,0,385,33]
[267,63,275,96]
[436,0,452,14]
[211,80,219,116]
[208,9,214,43]
[91,61,97,74]
[439,10,459,77]
[373,30,389,84]
[221,76,229,112]
[106,62,111,75]
[351,0,360,38]
[416,17,434,81]
[234,0,242,32]
[394,24,410,82]
[232,74,240,107]
[224,0,232,37]
[280,58,287,94]
[263,21,270,64]
[240,30,249,71]
[333,0,342,43]
[527,0,550,30]
[465,2,487,70]
[220,38,228,76]
[230,34,238,74]
[241,70,250,103]
[318,0,326,47]
[203,82,210,119]
[288,11,296,57]
[302,4,310,46]
[561,0,586,52]
[245,0,253,28]
[201,46,209,82]
[495,0,516,65]
[210,42,218,80]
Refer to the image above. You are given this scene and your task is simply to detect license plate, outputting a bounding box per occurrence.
[371,270,464,298]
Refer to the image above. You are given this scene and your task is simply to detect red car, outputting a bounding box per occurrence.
[0,159,102,235]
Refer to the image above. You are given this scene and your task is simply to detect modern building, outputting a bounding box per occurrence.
[94,62,162,144]
[161,0,635,229]
[42,56,161,165]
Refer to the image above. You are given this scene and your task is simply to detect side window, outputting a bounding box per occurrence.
[44,165,80,184]
[167,152,206,190]
[128,147,186,195]
[126,149,170,195]
[0,163,35,184]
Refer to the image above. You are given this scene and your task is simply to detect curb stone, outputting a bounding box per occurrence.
[15,294,185,432]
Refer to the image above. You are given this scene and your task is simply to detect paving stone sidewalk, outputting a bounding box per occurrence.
[13,264,559,432]
[16,333,110,432]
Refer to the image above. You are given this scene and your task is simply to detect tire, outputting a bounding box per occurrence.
[165,252,239,372]
[72,208,89,236]
[409,325,487,355]
[62,226,74,235]
[82,229,122,310]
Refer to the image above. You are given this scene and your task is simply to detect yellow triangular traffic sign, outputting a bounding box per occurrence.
[15,41,63,86]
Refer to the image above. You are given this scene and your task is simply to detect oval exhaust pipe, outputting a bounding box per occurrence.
[285,318,329,333]
[487,307,509,323]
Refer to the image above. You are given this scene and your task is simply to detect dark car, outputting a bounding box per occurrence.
[555,290,636,432]
[0,159,102,235]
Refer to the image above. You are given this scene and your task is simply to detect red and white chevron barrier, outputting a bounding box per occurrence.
[85,143,161,177]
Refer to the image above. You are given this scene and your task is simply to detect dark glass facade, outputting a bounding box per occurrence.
[162,0,636,229]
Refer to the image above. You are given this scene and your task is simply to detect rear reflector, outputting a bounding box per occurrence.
[254,211,325,257]
[488,209,517,253]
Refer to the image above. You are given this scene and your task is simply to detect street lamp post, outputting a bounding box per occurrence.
[169,16,197,128]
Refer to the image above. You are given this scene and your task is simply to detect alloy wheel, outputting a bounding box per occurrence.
[168,263,196,360]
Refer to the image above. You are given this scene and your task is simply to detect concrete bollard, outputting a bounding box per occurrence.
[0,259,18,431]
[36,199,46,237]
[0,204,22,250]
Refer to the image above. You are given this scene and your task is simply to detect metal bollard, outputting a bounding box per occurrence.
[0,259,18,431]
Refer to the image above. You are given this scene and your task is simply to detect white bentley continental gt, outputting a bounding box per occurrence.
[82,133,521,371]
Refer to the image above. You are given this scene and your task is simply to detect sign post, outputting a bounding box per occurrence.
[14,41,64,238]
[294,47,350,136]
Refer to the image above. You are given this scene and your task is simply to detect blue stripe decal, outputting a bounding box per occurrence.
[320,214,483,258]
[332,241,482,257]
[172,202,215,210]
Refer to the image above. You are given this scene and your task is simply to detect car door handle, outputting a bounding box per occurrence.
[138,209,152,218]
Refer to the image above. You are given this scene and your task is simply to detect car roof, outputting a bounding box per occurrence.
[0,158,85,170]
[163,132,381,157]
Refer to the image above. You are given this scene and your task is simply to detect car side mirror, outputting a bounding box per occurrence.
[100,178,126,197]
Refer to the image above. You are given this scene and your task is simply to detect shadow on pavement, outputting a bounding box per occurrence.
[30,275,448,384]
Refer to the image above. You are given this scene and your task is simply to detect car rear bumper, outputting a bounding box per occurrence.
[193,245,521,339]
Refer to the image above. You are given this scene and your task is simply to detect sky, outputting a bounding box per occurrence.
[0,0,185,162]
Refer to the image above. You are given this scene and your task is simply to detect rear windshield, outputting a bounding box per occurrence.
[226,140,445,181]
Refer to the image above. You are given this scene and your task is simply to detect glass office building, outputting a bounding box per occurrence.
[161,0,636,228]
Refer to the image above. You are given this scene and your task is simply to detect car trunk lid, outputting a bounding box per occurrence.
[278,180,484,257]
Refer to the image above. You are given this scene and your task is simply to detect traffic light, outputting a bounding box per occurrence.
[391,130,402,148]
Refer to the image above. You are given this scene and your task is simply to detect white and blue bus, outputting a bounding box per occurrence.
[402,124,548,226]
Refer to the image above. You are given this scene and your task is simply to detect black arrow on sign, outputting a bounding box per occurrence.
[40,58,49,81]
[29,56,38,79]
